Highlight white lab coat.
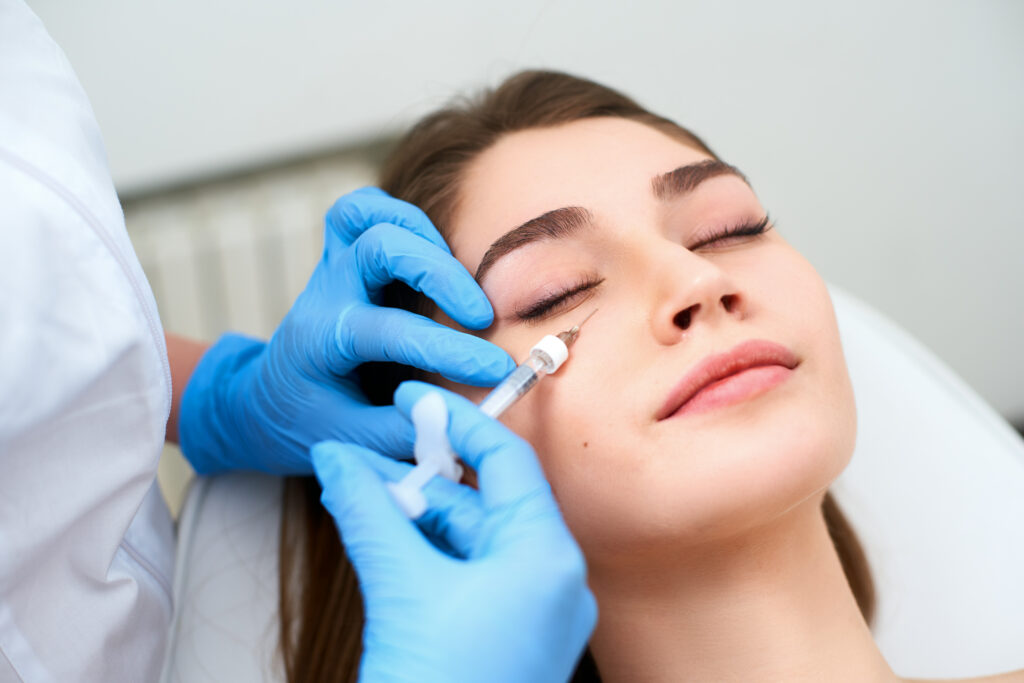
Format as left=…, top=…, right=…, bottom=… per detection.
left=0, top=1, right=175, bottom=680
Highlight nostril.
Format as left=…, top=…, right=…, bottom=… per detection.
left=673, top=305, right=697, bottom=330
left=721, top=294, right=737, bottom=313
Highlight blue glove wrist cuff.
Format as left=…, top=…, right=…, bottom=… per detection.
left=179, top=332, right=266, bottom=475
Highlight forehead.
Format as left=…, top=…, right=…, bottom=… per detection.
left=450, top=117, right=714, bottom=270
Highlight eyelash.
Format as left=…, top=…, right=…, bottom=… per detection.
left=688, top=215, right=773, bottom=250
left=513, top=215, right=772, bottom=322
left=515, top=276, right=604, bottom=321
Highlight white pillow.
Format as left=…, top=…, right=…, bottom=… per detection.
left=830, top=285, right=1024, bottom=678
left=161, top=473, right=285, bottom=682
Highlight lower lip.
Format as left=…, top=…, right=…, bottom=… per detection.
left=669, top=365, right=793, bottom=418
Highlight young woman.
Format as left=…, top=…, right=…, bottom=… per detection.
left=279, top=71, right=1022, bottom=682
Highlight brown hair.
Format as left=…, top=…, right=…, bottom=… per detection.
left=279, top=70, right=874, bottom=682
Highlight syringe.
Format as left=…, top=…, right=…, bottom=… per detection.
left=388, top=309, right=596, bottom=519
left=478, top=308, right=597, bottom=418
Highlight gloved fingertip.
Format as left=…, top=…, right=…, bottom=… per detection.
left=311, top=440, right=350, bottom=485
left=478, top=352, right=519, bottom=385
left=393, top=381, right=447, bottom=417
left=456, top=297, right=495, bottom=331
left=311, top=439, right=339, bottom=462
left=438, top=350, right=517, bottom=388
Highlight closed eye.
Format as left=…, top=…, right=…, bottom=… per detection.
left=688, top=215, right=772, bottom=250
left=514, top=276, right=604, bottom=322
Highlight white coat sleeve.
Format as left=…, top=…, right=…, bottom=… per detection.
left=0, top=1, right=175, bottom=681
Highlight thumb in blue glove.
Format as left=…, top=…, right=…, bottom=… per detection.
left=179, top=188, right=516, bottom=475
left=312, top=381, right=597, bottom=683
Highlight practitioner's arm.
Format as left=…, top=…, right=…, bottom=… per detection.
left=164, top=333, right=209, bottom=444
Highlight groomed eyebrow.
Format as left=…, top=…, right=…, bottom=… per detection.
left=474, top=206, right=593, bottom=281
left=651, top=159, right=748, bottom=200
left=474, top=159, right=749, bottom=282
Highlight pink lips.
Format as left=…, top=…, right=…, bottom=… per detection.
left=656, top=339, right=799, bottom=420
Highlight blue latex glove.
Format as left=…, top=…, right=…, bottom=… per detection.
left=179, top=188, right=516, bottom=475
left=312, top=381, right=597, bottom=683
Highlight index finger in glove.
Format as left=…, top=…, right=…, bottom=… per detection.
left=334, top=304, right=514, bottom=386
left=351, top=223, right=493, bottom=330
left=394, top=382, right=555, bottom=513
left=325, top=187, right=447, bottom=251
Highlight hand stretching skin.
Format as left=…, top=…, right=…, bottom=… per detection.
left=178, top=188, right=515, bottom=475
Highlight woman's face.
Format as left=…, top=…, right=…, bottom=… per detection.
left=438, top=117, right=856, bottom=566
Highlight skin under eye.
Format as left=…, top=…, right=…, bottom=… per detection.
left=514, top=276, right=604, bottom=322
left=687, top=215, right=772, bottom=251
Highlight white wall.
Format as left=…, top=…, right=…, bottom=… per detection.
left=28, top=0, right=1024, bottom=420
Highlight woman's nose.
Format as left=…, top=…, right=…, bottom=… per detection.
left=650, top=251, right=745, bottom=345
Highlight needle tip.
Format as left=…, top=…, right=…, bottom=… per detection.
left=577, top=308, right=598, bottom=328
left=559, top=309, right=599, bottom=347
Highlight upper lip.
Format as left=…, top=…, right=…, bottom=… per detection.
left=656, top=339, right=799, bottom=420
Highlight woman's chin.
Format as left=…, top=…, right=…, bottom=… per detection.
left=557, top=407, right=853, bottom=561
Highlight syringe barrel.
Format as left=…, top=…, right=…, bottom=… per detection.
left=478, top=353, right=549, bottom=418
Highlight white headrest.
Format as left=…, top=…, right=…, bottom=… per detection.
left=163, top=287, right=1024, bottom=681
left=830, top=285, right=1024, bottom=678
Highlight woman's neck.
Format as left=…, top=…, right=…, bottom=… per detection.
left=586, top=496, right=898, bottom=683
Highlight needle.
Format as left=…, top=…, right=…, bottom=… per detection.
left=557, top=308, right=599, bottom=347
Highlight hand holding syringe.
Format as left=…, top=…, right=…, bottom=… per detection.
left=388, top=309, right=597, bottom=518
left=312, top=375, right=597, bottom=682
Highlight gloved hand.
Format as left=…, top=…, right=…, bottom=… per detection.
left=313, top=381, right=597, bottom=683
left=179, top=187, right=515, bottom=475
